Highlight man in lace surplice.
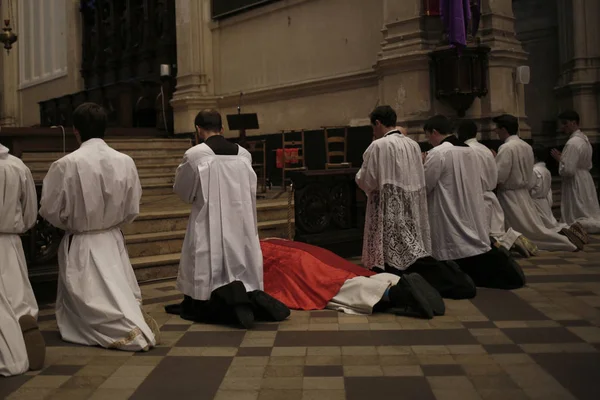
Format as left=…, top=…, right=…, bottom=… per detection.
left=356, top=106, right=477, bottom=300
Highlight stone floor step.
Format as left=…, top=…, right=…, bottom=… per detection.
left=142, top=183, right=176, bottom=196
left=139, top=173, right=175, bottom=185
left=122, top=209, right=190, bottom=235
left=130, top=253, right=180, bottom=283
left=23, top=155, right=183, bottom=171
left=105, top=139, right=191, bottom=151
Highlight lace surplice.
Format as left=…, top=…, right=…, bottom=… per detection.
left=362, top=184, right=432, bottom=270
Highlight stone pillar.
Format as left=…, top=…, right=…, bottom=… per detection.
left=0, top=0, right=19, bottom=126
left=555, top=0, right=600, bottom=142
left=478, top=0, right=529, bottom=139
left=171, top=0, right=217, bottom=134
left=375, top=0, right=439, bottom=138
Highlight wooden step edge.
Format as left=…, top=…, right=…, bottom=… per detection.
left=257, top=219, right=295, bottom=229
left=131, top=253, right=181, bottom=268
left=126, top=230, right=186, bottom=243
left=135, top=209, right=191, bottom=220
left=256, top=200, right=294, bottom=210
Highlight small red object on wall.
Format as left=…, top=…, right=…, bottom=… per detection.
left=276, top=148, right=299, bottom=168
left=424, top=0, right=441, bottom=16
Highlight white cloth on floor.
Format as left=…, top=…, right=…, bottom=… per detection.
left=356, top=130, right=431, bottom=270
left=465, top=138, right=521, bottom=250
left=424, top=141, right=491, bottom=261
left=40, top=139, right=155, bottom=351
left=495, top=136, right=576, bottom=252
left=558, top=130, right=600, bottom=233
left=0, top=144, right=38, bottom=376
left=327, top=273, right=400, bottom=315
left=174, top=142, right=263, bottom=301
left=531, top=162, right=567, bottom=230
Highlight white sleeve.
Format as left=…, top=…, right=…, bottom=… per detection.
left=39, top=161, right=69, bottom=230
left=558, top=142, right=578, bottom=177
left=173, top=155, right=200, bottom=204
left=424, top=150, right=443, bottom=194
left=20, top=165, right=38, bottom=231
left=124, top=160, right=142, bottom=223
left=529, top=168, right=544, bottom=199
left=356, top=142, right=379, bottom=194
left=495, top=145, right=512, bottom=186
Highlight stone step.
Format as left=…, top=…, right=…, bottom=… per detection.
left=23, top=155, right=183, bottom=171
left=125, top=219, right=293, bottom=258
left=22, top=148, right=186, bottom=160
left=123, top=199, right=291, bottom=236
left=129, top=219, right=294, bottom=282
left=106, top=139, right=191, bottom=151
left=139, top=173, right=175, bottom=185
left=141, top=183, right=177, bottom=197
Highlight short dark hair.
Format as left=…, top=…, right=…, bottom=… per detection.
left=492, top=114, right=519, bottom=135
left=533, top=145, right=547, bottom=163
left=457, top=119, right=478, bottom=141
left=194, top=109, right=222, bottom=132
left=369, top=106, right=397, bottom=128
left=72, top=103, right=107, bottom=142
left=423, top=115, right=453, bottom=135
left=558, top=109, right=580, bottom=124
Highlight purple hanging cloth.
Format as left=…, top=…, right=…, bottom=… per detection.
left=440, top=0, right=472, bottom=48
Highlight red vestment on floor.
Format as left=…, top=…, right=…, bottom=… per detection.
left=261, top=239, right=375, bottom=310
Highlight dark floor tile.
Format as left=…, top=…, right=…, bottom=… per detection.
left=345, top=377, right=436, bottom=400
left=568, top=290, right=597, bottom=296
left=560, top=319, right=593, bottom=327
left=471, top=288, right=548, bottom=321
left=483, top=344, right=524, bottom=354
left=236, top=347, right=272, bottom=356
left=502, top=328, right=584, bottom=344
left=462, top=321, right=496, bottom=329
left=304, top=366, right=344, bottom=376
left=130, top=356, right=232, bottom=400
left=144, top=294, right=184, bottom=306
left=274, top=329, right=476, bottom=347
left=533, top=353, right=600, bottom=400
left=421, top=364, right=465, bottom=376
left=0, top=375, right=31, bottom=399
left=370, top=329, right=477, bottom=346
left=253, top=323, right=280, bottom=331
left=38, top=313, right=56, bottom=322
left=160, top=324, right=191, bottom=332
left=41, top=331, right=83, bottom=347
left=310, top=310, right=339, bottom=318
left=175, top=331, right=246, bottom=347
left=527, top=274, right=600, bottom=283
left=155, top=285, right=177, bottom=292
left=529, top=258, right=564, bottom=265
left=40, top=365, right=83, bottom=376
left=275, top=331, right=373, bottom=346
left=135, top=346, right=171, bottom=356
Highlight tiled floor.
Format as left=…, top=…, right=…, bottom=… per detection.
left=2, top=237, right=600, bottom=400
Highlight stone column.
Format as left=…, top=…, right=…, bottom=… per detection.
left=375, top=0, right=439, bottom=138
left=171, top=0, right=217, bottom=134
left=0, top=0, right=19, bottom=126
left=555, top=0, right=600, bottom=142
left=478, top=0, right=529, bottom=139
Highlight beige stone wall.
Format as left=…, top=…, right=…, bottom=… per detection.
left=172, top=0, right=533, bottom=140
left=0, top=0, right=83, bottom=127
left=173, top=0, right=384, bottom=135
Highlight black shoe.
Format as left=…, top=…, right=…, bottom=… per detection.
left=388, top=276, right=434, bottom=319
left=248, top=290, right=290, bottom=322
left=405, top=273, right=445, bottom=316
left=234, top=304, right=255, bottom=329
left=443, top=260, right=477, bottom=299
